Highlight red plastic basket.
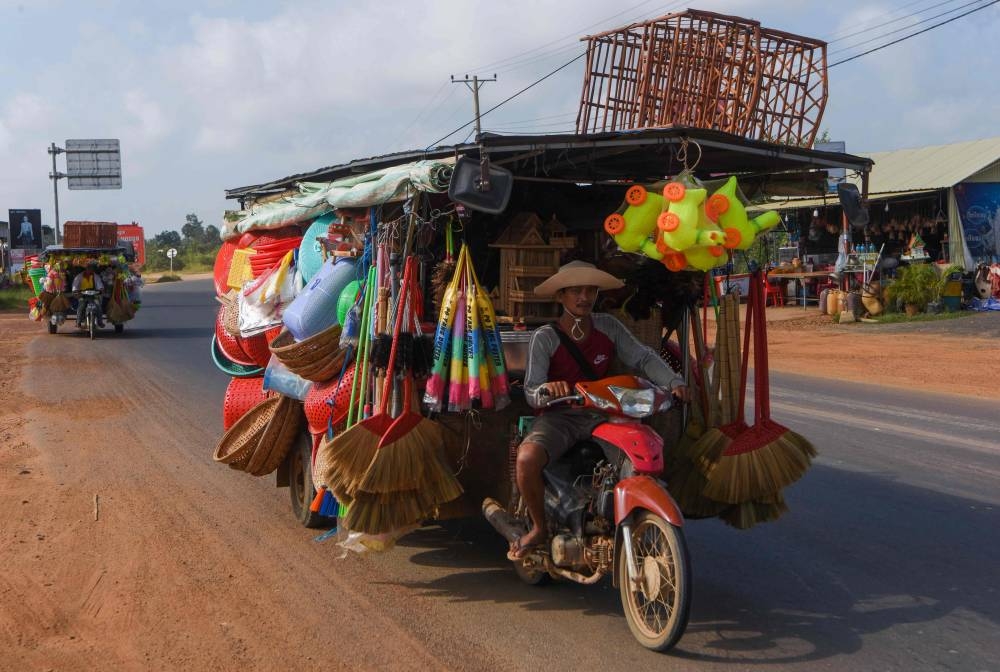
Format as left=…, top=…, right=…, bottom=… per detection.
left=238, top=226, right=302, bottom=249
left=213, top=240, right=238, bottom=296
left=222, top=376, right=272, bottom=430
left=239, top=331, right=273, bottom=369
left=303, top=363, right=355, bottom=435
left=215, top=306, right=254, bottom=365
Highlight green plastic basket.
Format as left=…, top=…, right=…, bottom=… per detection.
left=211, top=334, right=265, bottom=378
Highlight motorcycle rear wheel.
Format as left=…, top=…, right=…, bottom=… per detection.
left=617, top=511, right=691, bottom=652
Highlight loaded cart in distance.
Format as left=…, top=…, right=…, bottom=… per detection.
left=30, top=245, right=142, bottom=338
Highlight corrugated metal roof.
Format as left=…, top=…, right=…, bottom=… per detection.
left=861, top=136, right=1000, bottom=191
left=753, top=189, right=937, bottom=212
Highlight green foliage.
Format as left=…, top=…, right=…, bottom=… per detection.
left=143, top=212, right=220, bottom=272
left=0, top=284, right=35, bottom=311
left=886, top=263, right=938, bottom=310
left=154, top=274, right=182, bottom=283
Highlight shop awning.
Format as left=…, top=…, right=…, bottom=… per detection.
left=224, top=127, right=873, bottom=202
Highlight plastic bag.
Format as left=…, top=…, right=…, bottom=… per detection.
left=239, top=250, right=298, bottom=336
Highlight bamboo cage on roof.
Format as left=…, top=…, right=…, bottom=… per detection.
left=576, top=9, right=828, bottom=148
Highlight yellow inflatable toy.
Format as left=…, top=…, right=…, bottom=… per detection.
left=604, top=184, right=664, bottom=261
left=705, top=176, right=781, bottom=250
left=656, top=182, right=726, bottom=252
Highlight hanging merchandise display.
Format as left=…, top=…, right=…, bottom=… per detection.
left=282, top=257, right=357, bottom=342
left=238, top=250, right=299, bottom=336
left=424, top=244, right=510, bottom=413
left=603, top=184, right=665, bottom=260
left=705, top=176, right=781, bottom=250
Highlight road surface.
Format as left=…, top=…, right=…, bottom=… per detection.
left=4, top=278, right=998, bottom=671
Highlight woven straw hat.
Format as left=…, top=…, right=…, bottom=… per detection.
left=533, top=261, right=624, bottom=297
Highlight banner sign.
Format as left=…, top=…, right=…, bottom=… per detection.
left=954, top=182, right=999, bottom=262
left=8, top=208, right=43, bottom=250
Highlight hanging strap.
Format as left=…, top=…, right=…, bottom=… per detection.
left=549, top=322, right=598, bottom=382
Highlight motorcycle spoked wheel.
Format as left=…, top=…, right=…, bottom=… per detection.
left=617, top=511, right=691, bottom=652
left=88, top=313, right=96, bottom=340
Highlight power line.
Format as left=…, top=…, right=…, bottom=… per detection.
left=825, top=0, right=952, bottom=41
left=829, top=0, right=991, bottom=56
left=829, top=0, right=999, bottom=67
left=425, top=51, right=587, bottom=149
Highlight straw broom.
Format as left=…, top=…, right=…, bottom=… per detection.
left=321, top=267, right=382, bottom=503
left=355, top=260, right=463, bottom=500
left=701, top=269, right=817, bottom=504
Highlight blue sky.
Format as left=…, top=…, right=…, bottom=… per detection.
left=2, top=0, right=998, bottom=236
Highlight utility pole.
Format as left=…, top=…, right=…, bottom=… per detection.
left=451, top=73, right=497, bottom=190
left=48, top=142, right=65, bottom=244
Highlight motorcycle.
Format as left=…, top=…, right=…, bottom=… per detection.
left=483, top=374, right=691, bottom=652
left=77, top=289, right=103, bottom=340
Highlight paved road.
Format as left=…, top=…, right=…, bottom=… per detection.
left=60, top=279, right=1000, bottom=670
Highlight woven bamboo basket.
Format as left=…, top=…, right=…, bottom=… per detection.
left=268, top=325, right=345, bottom=382
left=213, top=395, right=280, bottom=468
left=245, top=395, right=302, bottom=476
left=615, top=309, right=664, bottom=350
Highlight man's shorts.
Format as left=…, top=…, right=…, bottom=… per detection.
left=520, top=408, right=607, bottom=464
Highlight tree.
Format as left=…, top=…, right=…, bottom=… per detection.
left=153, top=230, right=182, bottom=248
left=181, top=214, right=205, bottom=243
left=203, top=224, right=221, bottom=246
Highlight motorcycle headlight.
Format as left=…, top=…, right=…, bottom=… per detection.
left=608, top=385, right=656, bottom=417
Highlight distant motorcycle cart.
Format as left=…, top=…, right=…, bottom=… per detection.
left=28, top=245, right=142, bottom=339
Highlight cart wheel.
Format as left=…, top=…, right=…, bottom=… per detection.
left=48, top=321, right=57, bottom=334
left=287, top=431, right=333, bottom=529
left=618, top=511, right=691, bottom=652
left=114, top=323, right=124, bottom=334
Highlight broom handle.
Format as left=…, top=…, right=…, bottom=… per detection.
left=379, top=257, right=412, bottom=414
left=754, top=268, right=772, bottom=422
left=735, top=278, right=754, bottom=425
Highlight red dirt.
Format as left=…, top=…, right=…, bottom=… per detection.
left=1, top=307, right=997, bottom=669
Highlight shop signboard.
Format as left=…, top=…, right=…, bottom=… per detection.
left=954, top=182, right=999, bottom=262
left=8, top=209, right=43, bottom=251
left=10, top=248, right=26, bottom=272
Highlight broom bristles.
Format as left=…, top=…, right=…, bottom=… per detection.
left=719, top=492, right=788, bottom=529
left=345, top=489, right=428, bottom=534
left=663, top=451, right=728, bottom=518
left=702, top=423, right=816, bottom=504
left=321, top=427, right=380, bottom=503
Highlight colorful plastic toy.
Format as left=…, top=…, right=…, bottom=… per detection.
left=705, top=176, right=781, bottom=250
left=656, top=183, right=726, bottom=252
left=604, top=184, right=664, bottom=260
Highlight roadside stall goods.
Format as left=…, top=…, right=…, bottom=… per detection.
left=29, top=246, right=142, bottom=335
left=210, top=145, right=823, bottom=537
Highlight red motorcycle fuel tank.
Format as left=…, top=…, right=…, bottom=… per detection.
left=592, top=422, right=664, bottom=475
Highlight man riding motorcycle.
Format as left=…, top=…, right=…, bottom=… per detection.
left=71, top=261, right=105, bottom=328
left=511, top=260, right=688, bottom=559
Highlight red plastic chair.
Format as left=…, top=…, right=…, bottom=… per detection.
left=763, top=272, right=785, bottom=307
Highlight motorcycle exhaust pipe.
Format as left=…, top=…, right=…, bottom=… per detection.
left=482, top=497, right=526, bottom=544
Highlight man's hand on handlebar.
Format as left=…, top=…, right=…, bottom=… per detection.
left=670, top=383, right=690, bottom=403
left=541, top=381, right=573, bottom=398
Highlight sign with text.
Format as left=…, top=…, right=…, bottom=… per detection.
left=65, top=139, right=122, bottom=190
left=8, top=208, right=43, bottom=250
left=954, top=182, right=999, bottom=263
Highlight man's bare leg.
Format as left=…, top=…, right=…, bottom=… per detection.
left=512, top=441, right=548, bottom=558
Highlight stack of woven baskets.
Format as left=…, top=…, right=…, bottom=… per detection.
left=214, top=394, right=302, bottom=476
left=268, top=325, right=345, bottom=383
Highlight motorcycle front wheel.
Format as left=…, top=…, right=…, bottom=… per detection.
left=88, top=315, right=96, bottom=340
left=617, top=511, right=691, bottom=652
